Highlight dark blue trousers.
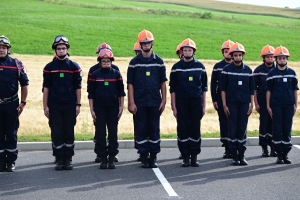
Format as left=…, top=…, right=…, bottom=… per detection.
left=271, top=105, right=294, bottom=154
left=134, top=106, right=161, bottom=154
left=0, top=100, right=19, bottom=162
left=258, top=99, right=273, bottom=148
left=216, top=98, right=229, bottom=147
left=227, top=102, right=249, bottom=154
left=49, top=103, right=76, bottom=159
left=94, top=106, right=119, bottom=156
left=176, top=97, right=202, bottom=157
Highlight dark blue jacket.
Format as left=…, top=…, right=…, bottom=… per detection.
left=87, top=63, right=119, bottom=93
left=88, top=67, right=125, bottom=107
left=210, top=59, right=229, bottom=102
left=169, top=58, right=207, bottom=98
left=220, top=62, right=254, bottom=103
left=0, top=55, right=29, bottom=98
left=266, top=66, right=298, bottom=107
left=253, top=63, right=275, bottom=104
left=127, top=52, right=167, bottom=107
left=43, top=58, right=82, bottom=104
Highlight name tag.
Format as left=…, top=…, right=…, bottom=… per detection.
left=238, top=81, right=242, bottom=85
left=189, top=76, right=193, bottom=81
left=283, top=78, right=287, bottom=82
left=60, top=73, right=64, bottom=78
left=104, top=82, right=109, bottom=86
left=146, top=71, right=150, bottom=76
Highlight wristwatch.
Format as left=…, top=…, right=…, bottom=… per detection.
left=76, top=103, right=81, bottom=107
left=21, top=101, right=26, bottom=106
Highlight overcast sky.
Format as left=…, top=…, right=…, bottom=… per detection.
left=217, top=0, right=299, bottom=8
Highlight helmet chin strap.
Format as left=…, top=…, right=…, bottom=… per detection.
left=141, top=44, right=152, bottom=53
left=225, top=57, right=231, bottom=62
left=57, top=54, right=68, bottom=60
left=277, top=62, right=287, bottom=68
left=184, top=56, right=193, bottom=60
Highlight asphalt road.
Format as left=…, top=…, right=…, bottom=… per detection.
left=1, top=146, right=300, bottom=200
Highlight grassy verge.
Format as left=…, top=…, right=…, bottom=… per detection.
left=18, top=130, right=300, bottom=142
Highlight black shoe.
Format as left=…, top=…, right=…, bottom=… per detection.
left=95, top=156, right=102, bottom=163
left=0, top=162, right=6, bottom=172
left=283, top=153, right=292, bottom=164
left=178, top=154, right=183, bottom=159
left=65, top=160, right=73, bottom=170
left=114, top=156, right=119, bottom=163
left=149, top=153, right=158, bottom=168
left=100, top=156, right=108, bottom=169
left=140, top=153, right=149, bottom=168
left=181, top=157, right=189, bottom=167
left=108, top=155, right=116, bottom=169
left=238, top=154, right=248, bottom=165
left=223, top=150, right=232, bottom=159
left=270, top=149, right=278, bottom=157
left=55, top=159, right=64, bottom=170
left=276, top=152, right=284, bottom=164
left=261, top=146, right=270, bottom=157
left=7, top=162, right=15, bottom=172
left=190, top=155, right=199, bottom=167
left=231, top=151, right=240, bottom=166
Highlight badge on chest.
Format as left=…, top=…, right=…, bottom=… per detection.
left=238, top=81, right=242, bottom=85
left=283, top=78, right=287, bottom=82
left=189, top=76, right=193, bottom=81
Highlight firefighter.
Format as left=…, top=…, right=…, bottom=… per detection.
left=175, top=43, right=183, bottom=59
left=211, top=39, right=234, bottom=159
left=0, top=35, right=29, bottom=172
left=133, top=41, right=141, bottom=55
left=266, top=45, right=298, bottom=164
left=253, top=45, right=277, bottom=157
left=170, top=38, right=207, bottom=167
left=43, top=35, right=82, bottom=170
left=220, top=42, right=254, bottom=166
left=87, top=43, right=119, bottom=163
left=127, top=29, right=167, bottom=168
left=88, top=49, right=125, bottom=169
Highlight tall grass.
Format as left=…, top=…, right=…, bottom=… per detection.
left=1, top=0, right=299, bottom=60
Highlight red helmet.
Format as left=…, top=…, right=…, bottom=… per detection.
left=52, top=35, right=70, bottom=49
left=274, top=45, right=290, bottom=57
left=229, top=42, right=246, bottom=55
left=133, top=41, right=141, bottom=51
left=138, top=30, right=154, bottom=43
left=98, top=49, right=114, bottom=61
left=221, top=40, right=234, bottom=52
left=180, top=38, right=197, bottom=52
left=96, top=43, right=112, bottom=54
left=260, top=45, right=275, bottom=57
left=175, top=43, right=182, bottom=56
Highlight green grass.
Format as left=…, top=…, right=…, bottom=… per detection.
left=1, top=0, right=300, bottom=60
left=17, top=130, right=300, bottom=142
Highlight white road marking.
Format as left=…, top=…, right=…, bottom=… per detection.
left=293, top=145, right=300, bottom=149
left=152, top=168, right=178, bottom=197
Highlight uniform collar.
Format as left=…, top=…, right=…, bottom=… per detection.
left=137, top=51, right=156, bottom=61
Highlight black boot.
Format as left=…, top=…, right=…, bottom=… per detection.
left=149, top=153, right=158, bottom=168
left=282, top=152, right=292, bottom=164
left=141, top=153, right=149, bottom=168
left=190, top=155, right=199, bottom=167
left=6, top=162, right=15, bottom=172
left=108, top=155, right=116, bottom=169
left=261, top=146, right=269, bottom=157
left=95, top=156, right=101, bottom=163
left=181, top=156, right=189, bottom=167
left=276, top=152, right=284, bottom=164
left=231, top=151, right=240, bottom=166
left=223, top=146, right=232, bottom=159
left=238, top=154, right=248, bottom=165
left=100, top=156, right=108, bottom=169
left=270, top=149, right=278, bottom=157
left=0, top=162, right=6, bottom=172
left=55, top=159, right=64, bottom=170
left=65, top=158, right=73, bottom=170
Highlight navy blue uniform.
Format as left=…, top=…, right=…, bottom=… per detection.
left=266, top=66, right=298, bottom=154
left=127, top=52, right=167, bottom=154
left=253, top=63, right=275, bottom=148
left=169, top=59, right=207, bottom=157
left=210, top=59, right=229, bottom=147
left=0, top=55, right=29, bottom=163
left=43, top=58, right=82, bottom=160
left=88, top=67, right=125, bottom=156
left=220, top=63, right=254, bottom=154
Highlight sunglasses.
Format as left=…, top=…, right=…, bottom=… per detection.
left=54, top=36, right=68, bottom=43
left=0, top=37, right=10, bottom=45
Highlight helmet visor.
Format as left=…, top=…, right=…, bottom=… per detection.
left=0, top=37, right=10, bottom=46
left=54, top=36, right=68, bottom=43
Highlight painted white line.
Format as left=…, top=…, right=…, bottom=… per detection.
left=152, top=168, right=178, bottom=197
left=293, top=145, right=300, bottom=149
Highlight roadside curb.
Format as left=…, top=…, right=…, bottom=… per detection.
left=18, top=136, right=300, bottom=151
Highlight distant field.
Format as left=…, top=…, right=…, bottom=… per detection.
left=15, top=54, right=300, bottom=137
left=0, top=0, right=299, bottom=60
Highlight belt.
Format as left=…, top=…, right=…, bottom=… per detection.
left=0, top=93, right=18, bottom=104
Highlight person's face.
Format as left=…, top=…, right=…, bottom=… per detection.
left=276, top=56, right=287, bottom=66
left=55, top=44, right=68, bottom=57
left=264, top=54, right=274, bottom=66
left=182, top=47, right=194, bottom=58
left=0, top=45, right=9, bottom=58
left=232, top=52, right=243, bottom=64
left=100, top=58, right=111, bottom=68
left=223, top=48, right=231, bottom=59
left=140, top=41, right=152, bottom=52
